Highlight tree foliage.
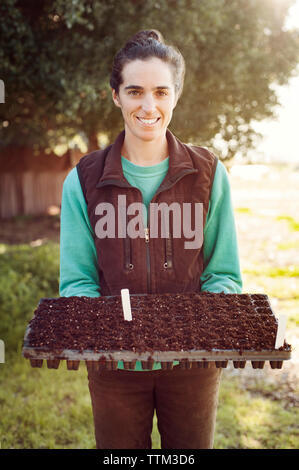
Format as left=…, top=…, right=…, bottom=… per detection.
left=1, top=0, right=299, bottom=160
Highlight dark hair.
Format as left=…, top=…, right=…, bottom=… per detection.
left=110, top=30, right=185, bottom=99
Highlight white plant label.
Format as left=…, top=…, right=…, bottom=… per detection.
left=275, top=314, right=287, bottom=349
left=121, top=289, right=132, bottom=321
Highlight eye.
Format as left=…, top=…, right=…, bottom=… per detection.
left=128, top=90, right=141, bottom=96
left=156, top=90, right=168, bottom=97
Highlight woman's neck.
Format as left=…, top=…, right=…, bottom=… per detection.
left=121, top=131, right=168, bottom=166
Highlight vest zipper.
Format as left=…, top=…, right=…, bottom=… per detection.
left=144, top=227, right=151, bottom=293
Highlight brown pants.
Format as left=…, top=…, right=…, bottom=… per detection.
left=87, top=365, right=222, bottom=449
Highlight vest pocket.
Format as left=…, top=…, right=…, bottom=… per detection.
left=164, top=236, right=173, bottom=269
left=123, top=236, right=133, bottom=271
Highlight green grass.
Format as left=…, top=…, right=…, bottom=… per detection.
left=244, top=265, right=299, bottom=278
left=0, top=351, right=163, bottom=449
left=277, top=240, right=299, bottom=251
left=0, top=351, right=95, bottom=449
left=0, top=242, right=59, bottom=354
left=215, top=374, right=299, bottom=449
left=276, top=215, right=299, bottom=232
left=235, top=207, right=253, bottom=214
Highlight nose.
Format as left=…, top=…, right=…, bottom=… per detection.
left=141, top=94, right=156, bottom=114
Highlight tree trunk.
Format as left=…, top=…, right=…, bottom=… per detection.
left=88, top=132, right=99, bottom=153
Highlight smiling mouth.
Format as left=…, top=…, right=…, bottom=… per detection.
left=136, top=117, right=160, bottom=126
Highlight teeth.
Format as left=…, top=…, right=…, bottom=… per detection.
left=138, top=118, right=158, bottom=124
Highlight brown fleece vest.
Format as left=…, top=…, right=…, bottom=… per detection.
left=76, top=130, right=217, bottom=296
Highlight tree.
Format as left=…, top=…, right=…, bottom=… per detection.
left=1, top=0, right=299, bottom=161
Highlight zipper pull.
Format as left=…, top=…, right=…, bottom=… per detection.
left=144, top=227, right=150, bottom=243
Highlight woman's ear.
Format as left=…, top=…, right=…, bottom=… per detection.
left=112, top=89, right=121, bottom=108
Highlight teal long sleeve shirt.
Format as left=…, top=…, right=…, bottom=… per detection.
left=59, top=156, right=242, bottom=370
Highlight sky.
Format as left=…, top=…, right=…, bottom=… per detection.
left=250, top=0, right=299, bottom=163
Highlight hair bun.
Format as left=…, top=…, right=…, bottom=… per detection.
left=129, top=29, right=164, bottom=46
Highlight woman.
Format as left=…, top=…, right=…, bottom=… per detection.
left=59, top=30, right=242, bottom=449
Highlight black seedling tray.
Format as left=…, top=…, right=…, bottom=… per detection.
left=22, top=294, right=292, bottom=371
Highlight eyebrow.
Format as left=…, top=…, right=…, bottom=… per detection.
left=124, top=85, right=170, bottom=90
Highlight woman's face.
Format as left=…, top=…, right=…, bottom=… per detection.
left=112, top=57, right=177, bottom=144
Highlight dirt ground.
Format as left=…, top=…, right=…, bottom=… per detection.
left=0, top=214, right=60, bottom=245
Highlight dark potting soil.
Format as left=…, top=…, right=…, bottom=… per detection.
left=25, top=292, right=290, bottom=354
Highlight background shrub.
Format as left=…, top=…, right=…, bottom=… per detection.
left=0, top=242, right=59, bottom=355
